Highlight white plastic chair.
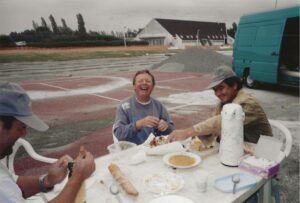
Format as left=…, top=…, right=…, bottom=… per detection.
left=1, top=138, right=57, bottom=174
left=112, top=124, right=119, bottom=143
left=0, top=138, right=58, bottom=203
left=258, top=119, right=293, bottom=203
left=268, top=119, right=293, bottom=164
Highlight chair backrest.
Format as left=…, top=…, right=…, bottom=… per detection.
left=0, top=138, right=58, bottom=202
left=1, top=138, right=57, bottom=174
left=268, top=119, right=293, bottom=163
left=112, top=124, right=119, bottom=143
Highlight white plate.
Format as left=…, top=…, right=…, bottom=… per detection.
left=143, top=172, right=184, bottom=194
left=214, top=172, right=257, bottom=193
left=163, top=152, right=201, bottom=169
left=143, top=141, right=186, bottom=155
left=149, top=195, right=194, bottom=203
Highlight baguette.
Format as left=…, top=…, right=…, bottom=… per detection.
left=108, top=163, right=139, bottom=196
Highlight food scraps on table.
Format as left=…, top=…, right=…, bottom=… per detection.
left=149, top=136, right=168, bottom=147
left=190, top=136, right=215, bottom=151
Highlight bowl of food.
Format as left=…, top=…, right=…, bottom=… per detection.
left=107, top=141, right=137, bottom=154
left=163, top=152, right=201, bottom=169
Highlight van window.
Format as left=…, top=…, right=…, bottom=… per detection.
left=237, top=26, right=256, bottom=46
left=255, top=24, right=282, bottom=46
left=280, top=17, right=299, bottom=70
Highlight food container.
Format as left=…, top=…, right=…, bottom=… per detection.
left=239, top=135, right=282, bottom=179
left=107, top=141, right=137, bottom=154
left=239, top=155, right=280, bottom=179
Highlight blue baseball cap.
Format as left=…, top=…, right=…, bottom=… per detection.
left=0, top=82, right=48, bottom=131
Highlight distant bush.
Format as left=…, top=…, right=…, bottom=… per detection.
left=0, top=35, right=16, bottom=48
left=27, top=40, right=148, bottom=48
left=8, top=27, right=147, bottom=48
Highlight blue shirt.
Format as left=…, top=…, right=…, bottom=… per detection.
left=113, top=96, right=174, bottom=145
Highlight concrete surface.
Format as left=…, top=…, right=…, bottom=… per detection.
left=1, top=47, right=298, bottom=202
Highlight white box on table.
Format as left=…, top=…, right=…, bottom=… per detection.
left=239, top=136, right=282, bottom=179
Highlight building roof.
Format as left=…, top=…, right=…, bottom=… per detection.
left=155, top=18, right=226, bottom=40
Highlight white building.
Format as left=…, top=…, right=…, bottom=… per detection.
left=136, top=18, right=228, bottom=48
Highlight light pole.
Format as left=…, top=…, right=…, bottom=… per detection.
left=123, top=26, right=127, bottom=48
left=275, top=0, right=278, bottom=8
left=196, top=29, right=200, bottom=47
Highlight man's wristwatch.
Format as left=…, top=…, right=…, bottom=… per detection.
left=39, top=174, right=54, bottom=193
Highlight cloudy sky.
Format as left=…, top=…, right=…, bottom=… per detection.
left=0, top=0, right=298, bottom=35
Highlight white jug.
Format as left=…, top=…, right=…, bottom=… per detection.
left=219, top=103, right=245, bottom=166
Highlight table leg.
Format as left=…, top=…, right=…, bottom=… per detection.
left=258, top=179, right=272, bottom=203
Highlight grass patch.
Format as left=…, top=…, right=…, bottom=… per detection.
left=0, top=48, right=179, bottom=63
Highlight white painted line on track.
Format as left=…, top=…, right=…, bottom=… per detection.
left=167, top=103, right=200, bottom=111
left=157, top=76, right=198, bottom=83
left=83, top=93, right=121, bottom=102
left=27, top=76, right=129, bottom=101
left=156, top=85, right=188, bottom=92
left=39, top=83, right=70, bottom=90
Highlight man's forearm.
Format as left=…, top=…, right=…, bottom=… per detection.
left=184, top=127, right=199, bottom=138
left=16, top=176, right=40, bottom=198
left=135, top=119, right=143, bottom=130
left=49, top=174, right=84, bottom=203
left=17, top=174, right=56, bottom=198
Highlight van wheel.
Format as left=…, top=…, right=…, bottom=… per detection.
left=244, top=71, right=258, bottom=88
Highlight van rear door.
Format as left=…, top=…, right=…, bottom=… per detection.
left=251, top=20, right=285, bottom=83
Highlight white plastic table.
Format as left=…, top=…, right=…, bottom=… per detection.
left=45, top=145, right=271, bottom=203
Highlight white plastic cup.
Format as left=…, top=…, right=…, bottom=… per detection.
left=196, top=174, right=208, bottom=193
left=130, top=150, right=147, bottom=165
left=107, top=141, right=136, bottom=154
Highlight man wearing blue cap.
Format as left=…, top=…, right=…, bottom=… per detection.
left=0, top=82, right=95, bottom=202
left=168, top=65, right=272, bottom=144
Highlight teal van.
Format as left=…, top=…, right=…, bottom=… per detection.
left=233, top=6, right=299, bottom=88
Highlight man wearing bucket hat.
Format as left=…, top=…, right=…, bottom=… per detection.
left=168, top=65, right=272, bottom=144
left=0, top=82, right=95, bottom=202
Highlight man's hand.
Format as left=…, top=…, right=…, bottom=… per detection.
left=157, top=119, right=168, bottom=132
left=136, top=116, right=159, bottom=129
left=72, top=147, right=95, bottom=181
left=244, top=143, right=254, bottom=155
left=45, top=155, right=72, bottom=188
left=168, top=130, right=190, bottom=142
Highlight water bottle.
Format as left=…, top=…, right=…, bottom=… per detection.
left=219, top=103, right=245, bottom=166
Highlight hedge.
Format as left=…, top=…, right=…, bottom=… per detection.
left=26, top=40, right=148, bottom=48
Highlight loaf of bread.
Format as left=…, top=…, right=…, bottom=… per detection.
left=108, top=163, right=139, bottom=196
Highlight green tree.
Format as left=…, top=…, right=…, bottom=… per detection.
left=49, top=14, right=59, bottom=34
left=99, top=31, right=106, bottom=35
left=61, top=18, right=68, bottom=29
left=227, top=22, right=237, bottom=38
left=76, top=13, right=87, bottom=36
left=10, top=30, right=39, bottom=43
left=32, top=20, right=39, bottom=31
left=41, top=17, right=49, bottom=29
left=60, top=18, right=73, bottom=34
left=34, top=17, right=52, bottom=41
left=0, top=35, right=15, bottom=47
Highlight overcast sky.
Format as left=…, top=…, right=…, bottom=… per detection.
left=0, top=0, right=298, bottom=35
